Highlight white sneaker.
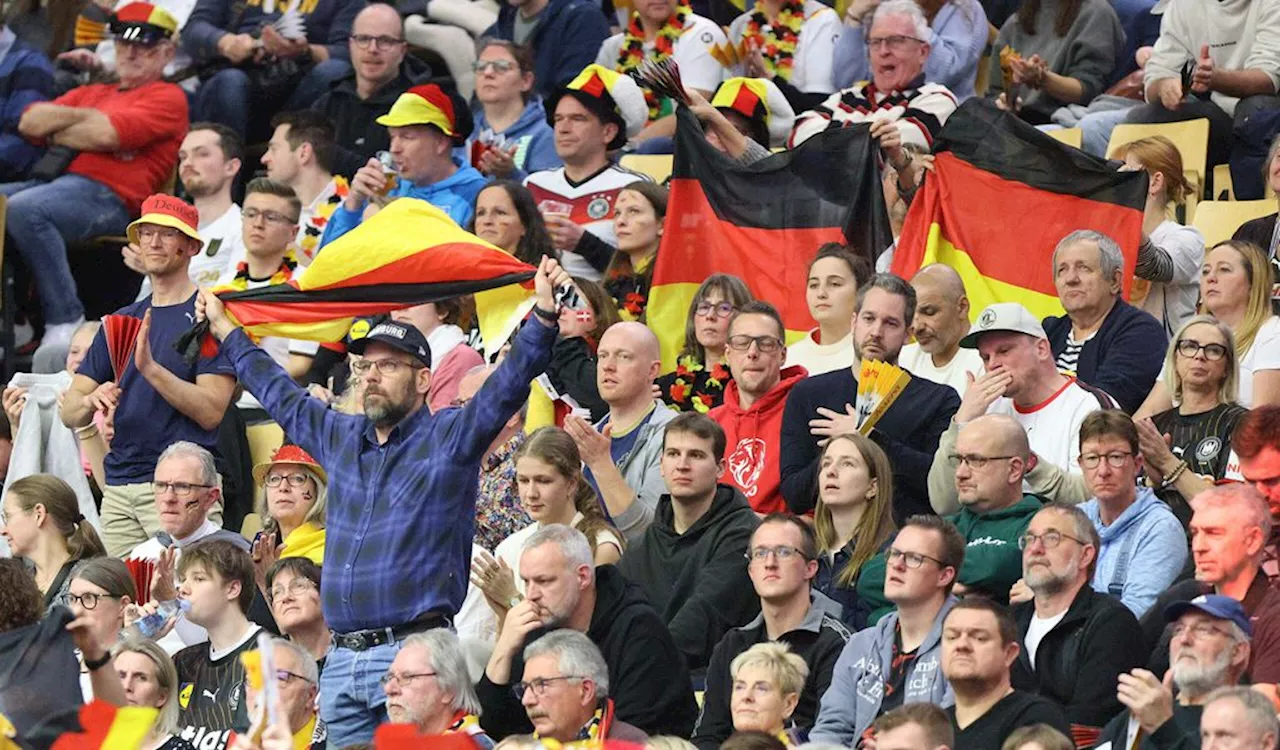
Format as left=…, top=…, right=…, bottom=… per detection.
left=32, top=318, right=84, bottom=374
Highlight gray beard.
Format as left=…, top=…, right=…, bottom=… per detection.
left=1172, top=648, right=1234, bottom=697
left=365, top=395, right=412, bottom=427
left=1026, top=566, right=1073, bottom=597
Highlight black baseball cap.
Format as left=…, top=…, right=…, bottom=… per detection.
left=348, top=320, right=432, bottom=368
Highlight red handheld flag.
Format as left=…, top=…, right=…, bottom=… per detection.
left=102, top=314, right=143, bottom=382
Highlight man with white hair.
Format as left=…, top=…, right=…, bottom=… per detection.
left=789, top=0, right=958, bottom=156
left=476, top=524, right=697, bottom=739
left=1200, top=686, right=1280, bottom=750
left=1042, top=229, right=1167, bottom=414
left=1096, top=595, right=1252, bottom=750
left=381, top=629, right=495, bottom=747
left=518, top=630, right=649, bottom=744
left=242, top=638, right=330, bottom=749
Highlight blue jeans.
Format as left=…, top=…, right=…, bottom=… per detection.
left=193, top=58, right=351, bottom=134
left=1079, top=107, right=1134, bottom=157
left=0, top=175, right=129, bottom=323
left=319, top=640, right=401, bottom=748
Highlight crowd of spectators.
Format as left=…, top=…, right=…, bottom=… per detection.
left=2, top=0, right=1280, bottom=746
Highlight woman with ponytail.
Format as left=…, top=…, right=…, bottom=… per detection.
left=472, top=427, right=624, bottom=623
left=0, top=474, right=106, bottom=608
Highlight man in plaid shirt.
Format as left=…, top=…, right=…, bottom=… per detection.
left=197, top=256, right=571, bottom=747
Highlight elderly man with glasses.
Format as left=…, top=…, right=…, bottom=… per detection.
left=1076, top=411, right=1188, bottom=618
left=236, top=638, right=331, bottom=750
left=1008, top=502, right=1144, bottom=747
left=809, top=515, right=966, bottom=747
left=378, top=629, right=496, bottom=747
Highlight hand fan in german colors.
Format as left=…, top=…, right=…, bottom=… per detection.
left=102, top=314, right=143, bottom=382
left=856, top=360, right=912, bottom=434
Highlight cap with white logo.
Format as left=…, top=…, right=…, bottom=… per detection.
left=348, top=320, right=432, bottom=368
left=959, top=302, right=1049, bottom=349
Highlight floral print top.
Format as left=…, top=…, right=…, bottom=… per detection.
left=474, top=432, right=532, bottom=552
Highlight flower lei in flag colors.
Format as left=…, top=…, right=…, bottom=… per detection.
left=298, top=176, right=350, bottom=263
left=617, top=0, right=692, bottom=120
left=667, top=355, right=730, bottom=413
left=226, top=248, right=300, bottom=291
left=744, top=0, right=805, bottom=80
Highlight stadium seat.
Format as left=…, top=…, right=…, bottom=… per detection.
left=1106, top=119, right=1210, bottom=222
left=620, top=154, right=674, bottom=184
left=1047, top=128, right=1082, bottom=149
left=974, top=24, right=998, bottom=100
left=1190, top=199, right=1275, bottom=247
left=246, top=420, right=285, bottom=470
left=1213, top=163, right=1277, bottom=201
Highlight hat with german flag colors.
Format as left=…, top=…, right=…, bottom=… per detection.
left=376, top=84, right=473, bottom=145
left=126, top=194, right=202, bottom=246
left=109, top=2, right=179, bottom=45
left=710, top=77, right=795, bottom=149
left=546, top=64, right=647, bottom=150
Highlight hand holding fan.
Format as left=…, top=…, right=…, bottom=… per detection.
left=103, top=314, right=144, bottom=382
left=856, top=360, right=912, bottom=435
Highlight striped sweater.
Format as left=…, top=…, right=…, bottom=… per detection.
left=788, top=76, right=958, bottom=149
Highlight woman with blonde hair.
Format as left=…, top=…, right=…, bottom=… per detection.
left=1138, top=316, right=1248, bottom=527
left=1113, top=136, right=1205, bottom=335
left=249, top=445, right=328, bottom=598
left=1137, top=240, right=1280, bottom=415
left=729, top=642, right=810, bottom=745
left=0, top=474, right=106, bottom=607
left=812, top=433, right=896, bottom=630
left=112, top=637, right=191, bottom=749
left=472, top=427, right=624, bottom=621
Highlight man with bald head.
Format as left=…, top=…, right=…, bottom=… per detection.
left=899, top=264, right=984, bottom=396
left=313, top=2, right=428, bottom=175
left=565, top=321, right=675, bottom=544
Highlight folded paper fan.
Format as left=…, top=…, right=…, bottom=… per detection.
left=103, top=314, right=143, bottom=382
left=632, top=58, right=691, bottom=106
left=856, top=360, right=911, bottom=435
left=125, top=558, right=154, bottom=602
left=273, top=9, right=308, bottom=40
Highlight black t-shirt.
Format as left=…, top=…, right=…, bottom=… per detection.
left=172, top=628, right=260, bottom=750
left=880, top=626, right=919, bottom=714
left=1151, top=403, right=1248, bottom=526
left=948, top=690, right=1072, bottom=749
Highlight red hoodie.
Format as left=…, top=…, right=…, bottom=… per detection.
left=709, top=365, right=809, bottom=514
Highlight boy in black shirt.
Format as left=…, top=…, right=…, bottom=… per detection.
left=172, top=539, right=261, bottom=750
left=941, top=598, right=1071, bottom=747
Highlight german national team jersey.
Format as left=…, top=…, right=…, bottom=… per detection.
left=1152, top=403, right=1248, bottom=524
left=524, top=164, right=651, bottom=280
left=173, top=627, right=260, bottom=750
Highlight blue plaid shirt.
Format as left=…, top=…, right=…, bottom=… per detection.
left=221, top=319, right=556, bottom=633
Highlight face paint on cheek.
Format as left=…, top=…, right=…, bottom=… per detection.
left=301, top=491, right=313, bottom=502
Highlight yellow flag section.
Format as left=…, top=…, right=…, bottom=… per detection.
left=214, top=198, right=536, bottom=347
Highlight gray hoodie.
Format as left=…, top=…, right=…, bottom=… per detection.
left=596, top=401, right=678, bottom=545
left=809, top=596, right=959, bottom=746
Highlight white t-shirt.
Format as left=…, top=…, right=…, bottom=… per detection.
left=456, top=545, right=498, bottom=645
left=524, top=164, right=652, bottom=280
left=495, top=512, right=624, bottom=593
left=727, top=0, right=842, bottom=94
left=1239, top=316, right=1280, bottom=408
left=898, top=343, right=984, bottom=396
left=784, top=329, right=853, bottom=375
left=1024, top=609, right=1068, bottom=667
left=136, top=205, right=245, bottom=300
left=988, top=378, right=1110, bottom=474
left=1137, top=221, right=1205, bottom=337
left=596, top=13, right=729, bottom=94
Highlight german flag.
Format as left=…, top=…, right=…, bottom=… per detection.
left=892, top=100, right=1147, bottom=319
left=648, top=107, right=893, bottom=370
left=180, top=198, right=536, bottom=360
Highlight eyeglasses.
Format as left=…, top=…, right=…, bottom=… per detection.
left=350, top=34, right=405, bottom=49
left=1169, top=622, right=1232, bottom=640
left=695, top=301, right=737, bottom=319
left=866, top=35, right=922, bottom=51
left=1018, top=530, right=1087, bottom=550
left=350, top=358, right=423, bottom=376
left=947, top=453, right=1015, bottom=470
left=68, top=592, right=120, bottom=610
left=380, top=670, right=437, bottom=688
left=886, top=547, right=946, bottom=569
left=152, top=481, right=214, bottom=498
left=745, top=545, right=809, bottom=563
left=727, top=335, right=783, bottom=353
left=265, top=472, right=310, bottom=488
left=473, top=59, right=518, bottom=73
left=242, top=207, right=298, bottom=225
left=0, top=506, right=26, bottom=526
left=1176, top=339, right=1228, bottom=361
left=276, top=669, right=315, bottom=685
left=269, top=577, right=318, bottom=602
left=512, top=676, right=582, bottom=699
left=1078, top=452, right=1133, bottom=470
left=136, top=226, right=185, bottom=243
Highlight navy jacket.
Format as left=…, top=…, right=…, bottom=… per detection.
left=780, top=366, right=960, bottom=522
left=483, top=0, right=610, bottom=99
left=1042, top=297, right=1167, bottom=414
left=0, top=32, right=53, bottom=181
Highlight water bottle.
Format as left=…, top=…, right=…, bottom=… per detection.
left=123, top=600, right=190, bottom=640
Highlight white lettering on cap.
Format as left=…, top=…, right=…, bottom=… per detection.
left=370, top=323, right=407, bottom=340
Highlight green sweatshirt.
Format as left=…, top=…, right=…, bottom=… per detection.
left=949, top=494, right=1045, bottom=602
